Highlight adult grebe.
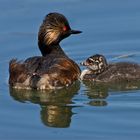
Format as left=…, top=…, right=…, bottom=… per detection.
left=9, top=13, right=82, bottom=90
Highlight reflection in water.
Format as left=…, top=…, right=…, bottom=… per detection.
left=41, top=105, right=73, bottom=128
left=9, top=82, right=80, bottom=128
left=9, top=79, right=140, bottom=127
left=89, top=100, right=108, bottom=107
left=83, top=80, right=140, bottom=106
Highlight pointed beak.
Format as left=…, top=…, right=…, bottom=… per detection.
left=70, top=29, right=82, bottom=34
left=80, top=61, right=89, bottom=66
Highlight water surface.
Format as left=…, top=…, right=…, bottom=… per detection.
left=1, top=0, right=140, bottom=140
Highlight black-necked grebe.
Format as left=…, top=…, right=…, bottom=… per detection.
left=9, top=12, right=82, bottom=90
left=80, top=54, right=140, bottom=83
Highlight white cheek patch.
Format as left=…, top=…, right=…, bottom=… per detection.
left=89, top=65, right=98, bottom=70
left=99, top=57, right=103, bottom=62
left=99, top=62, right=103, bottom=69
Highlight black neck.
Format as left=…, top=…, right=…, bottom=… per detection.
left=38, top=43, right=66, bottom=57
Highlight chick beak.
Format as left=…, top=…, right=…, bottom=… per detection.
left=80, top=61, right=89, bottom=66
left=70, top=29, right=82, bottom=34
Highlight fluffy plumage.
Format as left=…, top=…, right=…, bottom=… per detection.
left=9, top=13, right=81, bottom=90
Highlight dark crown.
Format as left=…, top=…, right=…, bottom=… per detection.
left=38, top=13, right=82, bottom=45
left=38, top=12, right=82, bottom=56
left=38, top=13, right=71, bottom=46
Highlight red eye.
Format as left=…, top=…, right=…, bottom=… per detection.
left=63, top=26, right=67, bottom=31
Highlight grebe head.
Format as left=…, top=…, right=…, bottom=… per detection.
left=38, top=12, right=82, bottom=55
left=81, top=54, right=108, bottom=75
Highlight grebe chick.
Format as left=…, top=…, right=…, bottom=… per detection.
left=80, top=54, right=140, bottom=83
left=80, top=54, right=108, bottom=75
left=9, top=13, right=82, bottom=90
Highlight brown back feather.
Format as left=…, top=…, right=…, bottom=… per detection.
left=9, top=59, right=28, bottom=86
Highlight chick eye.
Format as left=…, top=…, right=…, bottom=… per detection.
left=88, top=59, right=93, bottom=64
left=63, top=26, right=68, bottom=31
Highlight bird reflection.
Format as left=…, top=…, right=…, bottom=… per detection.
left=9, top=81, right=80, bottom=128
left=83, top=80, right=140, bottom=106
left=41, top=105, right=73, bottom=128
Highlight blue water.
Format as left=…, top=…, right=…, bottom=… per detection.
left=1, top=0, right=140, bottom=140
